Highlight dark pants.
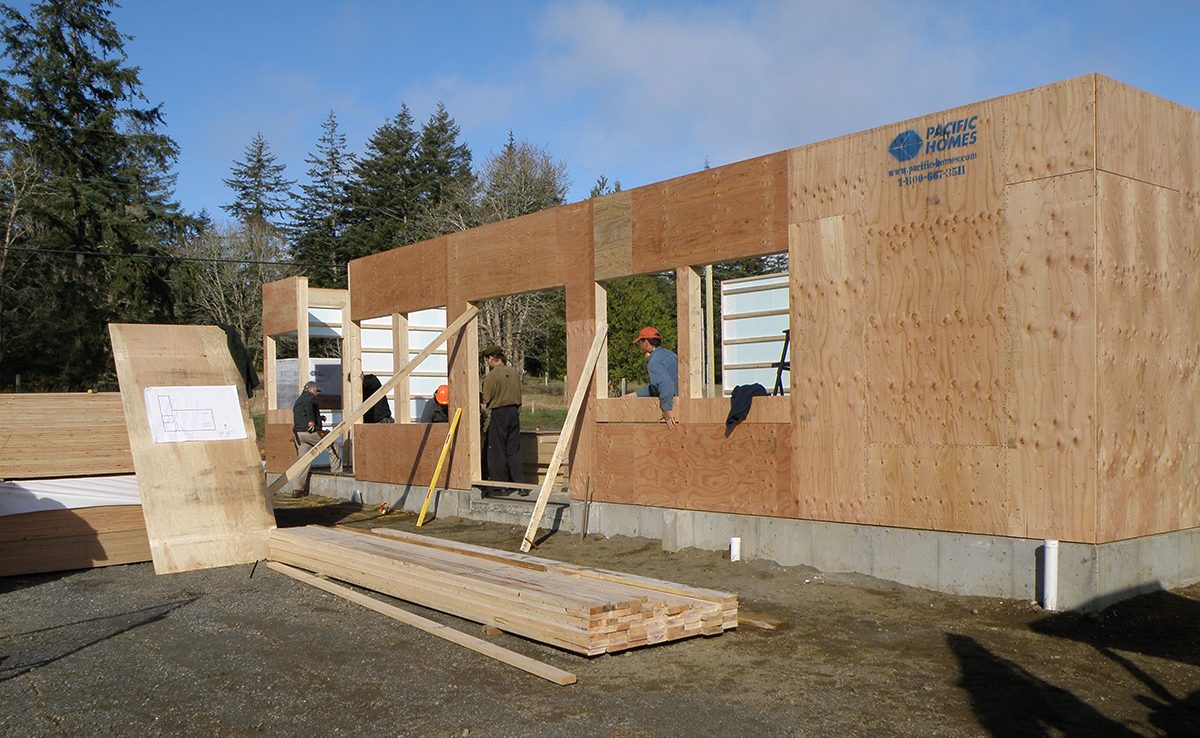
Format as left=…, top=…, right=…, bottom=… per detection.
left=486, top=405, right=524, bottom=484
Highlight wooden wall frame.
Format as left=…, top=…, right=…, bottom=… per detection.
left=314, top=75, right=1199, bottom=545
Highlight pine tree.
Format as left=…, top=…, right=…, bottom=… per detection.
left=414, top=102, right=474, bottom=211
left=222, top=132, right=294, bottom=230
left=342, top=106, right=419, bottom=259
left=0, top=0, right=190, bottom=389
left=589, top=174, right=622, bottom=198
left=291, top=111, right=353, bottom=287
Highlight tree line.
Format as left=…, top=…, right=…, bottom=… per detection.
left=0, top=0, right=779, bottom=395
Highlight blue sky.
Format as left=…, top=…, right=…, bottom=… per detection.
left=14, top=1, right=1200, bottom=219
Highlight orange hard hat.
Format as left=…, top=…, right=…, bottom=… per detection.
left=633, top=326, right=662, bottom=344
left=434, top=384, right=449, bottom=405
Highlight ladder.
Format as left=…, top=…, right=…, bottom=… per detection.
left=771, top=329, right=790, bottom=396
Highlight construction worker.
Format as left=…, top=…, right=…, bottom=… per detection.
left=430, top=384, right=450, bottom=423
left=622, top=326, right=678, bottom=429
left=291, top=381, right=343, bottom=497
left=480, top=345, right=524, bottom=489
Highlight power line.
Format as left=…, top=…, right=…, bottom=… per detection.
left=3, top=244, right=342, bottom=271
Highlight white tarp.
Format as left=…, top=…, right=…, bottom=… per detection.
left=0, top=474, right=140, bottom=517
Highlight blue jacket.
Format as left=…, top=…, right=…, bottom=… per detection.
left=635, top=346, right=679, bottom=411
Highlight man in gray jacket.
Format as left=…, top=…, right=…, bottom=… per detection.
left=291, top=381, right=342, bottom=497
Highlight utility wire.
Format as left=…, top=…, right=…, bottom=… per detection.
left=3, top=244, right=343, bottom=270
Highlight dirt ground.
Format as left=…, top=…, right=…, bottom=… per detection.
left=2, top=498, right=1198, bottom=737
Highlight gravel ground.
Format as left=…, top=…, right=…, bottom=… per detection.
left=2, top=499, right=1198, bottom=737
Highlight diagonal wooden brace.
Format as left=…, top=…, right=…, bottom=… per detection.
left=269, top=306, right=478, bottom=495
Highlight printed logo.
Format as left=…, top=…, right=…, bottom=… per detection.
left=888, top=130, right=923, bottom=162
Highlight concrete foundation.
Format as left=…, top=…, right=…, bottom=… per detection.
left=288, top=473, right=1200, bottom=613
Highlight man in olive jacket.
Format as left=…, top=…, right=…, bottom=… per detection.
left=481, top=346, right=524, bottom=488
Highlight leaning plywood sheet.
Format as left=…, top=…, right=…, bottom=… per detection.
left=269, top=525, right=737, bottom=656
left=109, top=324, right=274, bottom=574
left=0, top=393, right=133, bottom=479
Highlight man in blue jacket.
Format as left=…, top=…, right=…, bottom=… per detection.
left=622, top=326, right=678, bottom=429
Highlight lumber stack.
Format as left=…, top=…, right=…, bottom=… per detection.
left=0, top=393, right=133, bottom=479
left=268, top=525, right=737, bottom=655
left=0, top=505, right=150, bottom=576
left=521, top=431, right=568, bottom=485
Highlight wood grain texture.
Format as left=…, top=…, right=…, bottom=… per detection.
left=1095, top=171, right=1200, bottom=541
left=448, top=207, right=563, bottom=302
left=0, top=393, right=133, bottom=479
left=0, top=505, right=150, bottom=576
left=1096, top=75, right=1191, bottom=190
left=1007, top=172, right=1096, bottom=542
left=630, top=153, right=788, bottom=275
left=353, top=423, right=456, bottom=487
left=262, top=277, right=302, bottom=336
left=594, top=190, right=632, bottom=281
left=592, top=422, right=794, bottom=518
left=265, top=422, right=295, bottom=474
left=445, top=299, right=480, bottom=491
left=789, top=136, right=868, bottom=225
left=1004, top=75, right=1096, bottom=184
left=349, top=237, right=448, bottom=320
left=790, top=215, right=869, bottom=522
left=109, top=324, right=275, bottom=574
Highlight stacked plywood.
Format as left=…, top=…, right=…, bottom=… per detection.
left=269, top=525, right=736, bottom=655
left=0, top=393, right=133, bottom=479
left=0, top=505, right=150, bottom=577
left=521, top=431, right=568, bottom=485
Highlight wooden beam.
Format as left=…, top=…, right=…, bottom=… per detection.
left=268, top=306, right=478, bottom=495
left=521, top=325, right=607, bottom=552
left=266, top=561, right=576, bottom=686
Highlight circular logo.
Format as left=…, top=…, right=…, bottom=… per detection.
left=888, top=130, right=923, bottom=162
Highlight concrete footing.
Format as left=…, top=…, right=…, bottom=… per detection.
left=284, top=473, right=1200, bottom=612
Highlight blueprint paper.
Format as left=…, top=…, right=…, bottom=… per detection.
left=142, top=385, right=248, bottom=443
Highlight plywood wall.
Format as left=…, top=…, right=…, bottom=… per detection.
left=334, top=74, right=1198, bottom=545
left=349, top=237, right=448, bottom=321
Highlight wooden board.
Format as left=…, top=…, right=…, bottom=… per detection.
left=269, top=525, right=736, bottom=656
left=1007, top=171, right=1097, bottom=542
left=349, top=237, right=448, bottom=321
left=1096, top=75, right=1190, bottom=191
left=594, top=190, right=632, bottom=281
left=1095, top=171, right=1200, bottom=541
left=109, top=324, right=275, bottom=574
left=353, top=423, right=456, bottom=487
left=1004, top=74, right=1096, bottom=184
left=0, top=505, right=150, bottom=576
left=261, top=276, right=303, bottom=336
left=592, top=423, right=793, bottom=518
left=0, top=393, right=133, bottom=479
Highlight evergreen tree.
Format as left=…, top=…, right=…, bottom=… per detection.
left=589, top=174, right=622, bottom=198
left=291, top=111, right=353, bottom=287
left=221, top=132, right=294, bottom=230
left=0, top=0, right=190, bottom=389
left=414, top=102, right=473, bottom=211
left=342, top=106, right=419, bottom=258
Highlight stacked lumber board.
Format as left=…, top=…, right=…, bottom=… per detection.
left=0, top=393, right=133, bottom=479
left=0, top=505, right=150, bottom=576
left=521, top=431, right=568, bottom=485
left=268, top=525, right=737, bottom=655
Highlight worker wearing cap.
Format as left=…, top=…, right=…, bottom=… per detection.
left=622, top=326, right=679, bottom=430
left=291, top=380, right=343, bottom=497
left=480, top=346, right=524, bottom=486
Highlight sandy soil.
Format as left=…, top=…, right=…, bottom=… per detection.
left=2, top=498, right=1197, bottom=736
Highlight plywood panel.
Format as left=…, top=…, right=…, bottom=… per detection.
left=1004, top=75, right=1095, bottom=184
left=353, top=423, right=456, bottom=487
left=789, top=136, right=868, bottom=225
left=1007, top=172, right=1096, bottom=542
left=0, top=393, right=133, bottom=479
left=866, top=97, right=1006, bottom=227
left=109, top=324, right=275, bottom=573
left=865, top=211, right=1008, bottom=446
left=1096, top=172, right=1200, bottom=541
left=594, top=190, right=632, bottom=281
left=790, top=215, right=870, bottom=522
left=262, top=276, right=303, bottom=336
left=265, top=423, right=294, bottom=474
left=448, top=208, right=562, bottom=301
left=1097, top=76, right=1190, bottom=190
left=592, top=423, right=793, bottom=517
left=349, top=237, right=448, bottom=320
left=631, top=153, right=788, bottom=274
left=866, top=445, right=1017, bottom=536
left=444, top=299, right=480, bottom=491
left=0, top=505, right=150, bottom=576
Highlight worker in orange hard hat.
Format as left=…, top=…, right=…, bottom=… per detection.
left=623, top=326, right=679, bottom=429
left=430, top=384, right=450, bottom=423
